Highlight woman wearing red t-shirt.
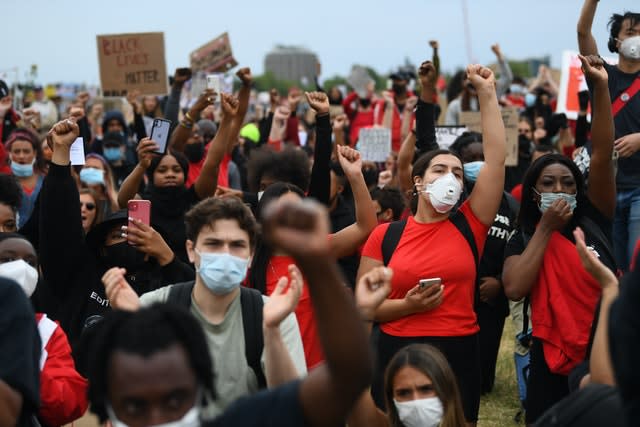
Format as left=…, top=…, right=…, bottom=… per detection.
left=358, top=64, right=505, bottom=426
left=248, top=142, right=376, bottom=369
left=502, top=55, right=616, bottom=424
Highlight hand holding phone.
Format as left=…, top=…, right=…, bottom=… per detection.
left=128, top=200, right=151, bottom=229
left=149, top=118, right=171, bottom=155
left=419, top=278, right=442, bottom=290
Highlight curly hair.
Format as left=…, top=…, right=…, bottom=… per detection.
left=247, top=147, right=311, bottom=194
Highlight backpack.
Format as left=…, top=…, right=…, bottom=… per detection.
left=533, top=384, right=625, bottom=426
left=167, top=281, right=267, bottom=389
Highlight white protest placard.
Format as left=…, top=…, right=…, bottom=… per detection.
left=435, top=126, right=468, bottom=149
left=556, top=50, right=617, bottom=120
left=70, top=137, right=85, bottom=165
left=347, top=66, right=374, bottom=98
left=96, top=32, right=168, bottom=97
left=358, top=128, right=391, bottom=162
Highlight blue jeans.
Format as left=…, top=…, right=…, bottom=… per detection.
left=613, top=187, right=640, bottom=270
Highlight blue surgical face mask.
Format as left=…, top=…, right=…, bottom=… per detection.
left=80, top=167, right=105, bottom=185
left=533, top=188, right=577, bottom=213
left=525, top=93, right=537, bottom=108
left=463, top=161, right=484, bottom=182
left=104, top=147, right=122, bottom=162
left=196, top=250, right=249, bottom=295
left=510, top=84, right=524, bottom=95
left=11, top=159, right=35, bottom=177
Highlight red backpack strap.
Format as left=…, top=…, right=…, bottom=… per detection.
left=612, top=75, right=640, bottom=117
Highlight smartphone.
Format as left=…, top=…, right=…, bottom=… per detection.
left=149, top=118, right=171, bottom=154
left=128, top=200, right=151, bottom=228
left=206, top=74, right=222, bottom=93
left=419, top=278, right=442, bottom=289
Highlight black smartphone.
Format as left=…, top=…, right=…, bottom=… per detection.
left=149, top=118, right=172, bottom=154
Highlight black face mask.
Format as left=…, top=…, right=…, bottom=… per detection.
left=518, top=135, right=533, bottom=159
left=392, top=84, right=406, bottom=95
left=102, top=241, right=146, bottom=272
left=184, top=142, right=205, bottom=163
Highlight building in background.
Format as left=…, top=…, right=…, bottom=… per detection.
left=264, top=46, right=318, bottom=84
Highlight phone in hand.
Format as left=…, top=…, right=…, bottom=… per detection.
left=419, top=278, right=442, bottom=290
left=128, top=200, right=151, bottom=229
left=149, top=118, right=171, bottom=154
left=206, top=74, right=222, bottom=94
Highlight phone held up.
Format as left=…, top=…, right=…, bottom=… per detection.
left=149, top=118, right=172, bottom=155
left=128, top=200, right=151, bottom=230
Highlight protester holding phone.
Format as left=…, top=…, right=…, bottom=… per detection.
left=117, top=92, right=240, bottom=262
left=35, top=117, right=194, bottom=348
left=358, top=63, right=506, bottom=426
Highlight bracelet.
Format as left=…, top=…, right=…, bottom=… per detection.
left=180, top=120, right=193, bottom=129
left=184, top=112, right=195, bottom=123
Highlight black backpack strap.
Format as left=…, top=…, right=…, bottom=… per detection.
left=381, top=219, right=407, bottom=266
left=167, top=281, right=196, bottom=308
left=449, top=211, right=479, bottom=268
left=240, top=287, right=267, bottom=389
left=522, top=296, right=530, bottom=337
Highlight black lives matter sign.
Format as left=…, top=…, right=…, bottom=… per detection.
left=97, top=32, right=168, bottom=97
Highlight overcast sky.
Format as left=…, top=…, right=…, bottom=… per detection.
left=2, top=0, right=637, bottom=86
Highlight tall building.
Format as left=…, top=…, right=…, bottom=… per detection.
left=264, top=45, right=318, bottom=83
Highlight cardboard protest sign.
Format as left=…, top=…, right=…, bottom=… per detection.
left=556, top=50, right=617, bottom=120
left=435, top=126, right=468, bottom=149
left=358, top=128, right=391, bottom=162
left=459, top=108, right=519, bottom=166
left=190, top=32, right=238, bottom=74
left=97, top=32, right=168, bottom=97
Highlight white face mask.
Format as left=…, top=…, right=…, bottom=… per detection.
left=0, top=259, right=38, bottom=297
left=619, top=35, right=640, bottom=60
left=107, top=404, right=200, bottom=427
left=423, top=172, right=462, bottom=213
left=394, top=397, right=444, bottom=427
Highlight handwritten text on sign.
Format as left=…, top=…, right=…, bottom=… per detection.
left=358, top=128, right=392, bottom=162
left=97, top=32, right=167, bottom=97
left=190, top=32, right=238, bottom=74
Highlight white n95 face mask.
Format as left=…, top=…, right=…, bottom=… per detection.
left=107, top=404, right=201, bottom=427
left=394, top=397, right=444, bottom=427
left=0, top=259, right=38, bottom=297
left=619, top=35, right=640, bottom=60
left=424, top=172, right=462, bottom=213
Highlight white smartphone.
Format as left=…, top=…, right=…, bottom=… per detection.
left=419, top=278, right=442, bottom=289
left=206, top=74, right=222, bottom=94
left=149, top=118, right=172, bottom=154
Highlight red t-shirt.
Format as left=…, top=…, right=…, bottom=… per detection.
left=186, top=150, right=230, bottom=189
left=361, top=201, right=488, bottom=337
left=266, top=255, right=323, bottom=369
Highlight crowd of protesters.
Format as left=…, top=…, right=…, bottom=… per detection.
left=0, top=1, right=639, bottom=426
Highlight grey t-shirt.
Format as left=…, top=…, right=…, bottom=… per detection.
left=140, top=285, right=307, bottom=418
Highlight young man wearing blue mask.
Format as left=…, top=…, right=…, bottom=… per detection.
left=578, top=2, right=640, bottom=271
left=103, top=196, right=307, bottom=418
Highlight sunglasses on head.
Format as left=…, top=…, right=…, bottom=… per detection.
left=81, top=202, right=96, bottom=211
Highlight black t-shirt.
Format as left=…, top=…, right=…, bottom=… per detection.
left=0, top=279, right=41, bottom=427
left=206, top=380, right=306, bottom=427
left=590, top=63, right=640, bottom=190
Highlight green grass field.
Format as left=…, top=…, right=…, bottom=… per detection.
left=477, top=318, right=524, bottom=426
